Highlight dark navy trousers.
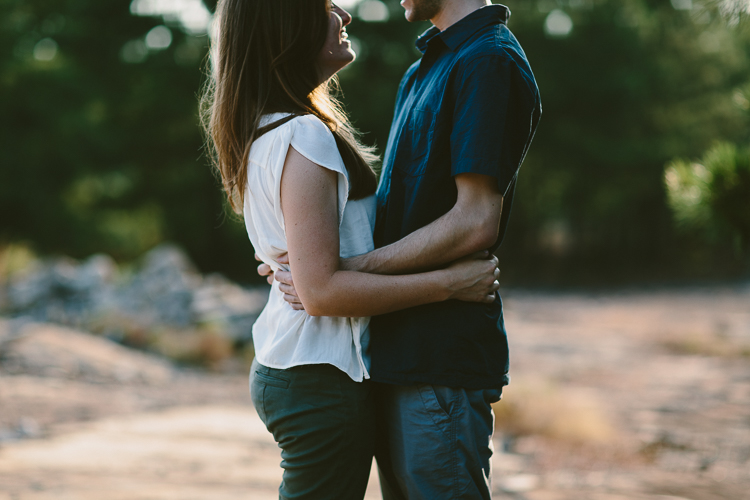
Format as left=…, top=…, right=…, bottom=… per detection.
left=250, top=359, right=501, bottom=499
left=374, top=382, right=502, bottom=500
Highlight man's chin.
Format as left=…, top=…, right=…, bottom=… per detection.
left=403, top=8, right=425, bottom=23
left=402, top=0, right=439, bottom=23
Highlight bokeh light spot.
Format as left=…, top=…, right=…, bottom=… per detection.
left=334, top=0, right=362, bottom=9
left=358, top=0, right=389, bottom=22
left=145, top=25, right=172, bottom=51
left=130, top=0, right=211, bottom=34
left=121, top=39, right=148, bottom=63
left=33, top=38, right=58, bottom=61
left=544, top=10, right=573, bottom=38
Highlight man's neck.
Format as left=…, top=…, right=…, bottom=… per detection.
left=431, top=0, right=492, bottom=31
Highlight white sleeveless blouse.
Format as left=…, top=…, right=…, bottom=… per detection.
left=243, top=113, right=375, bottom=382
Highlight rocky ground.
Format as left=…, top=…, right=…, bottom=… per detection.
left=1, top=281, right=749, bottom=499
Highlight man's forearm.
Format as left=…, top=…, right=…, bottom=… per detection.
left=343, top=202, right=500, bottom=275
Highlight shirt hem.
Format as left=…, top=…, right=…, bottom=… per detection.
left=252, top=355, right=368, bottom=383
left=369, top=371, right=510, bottom=390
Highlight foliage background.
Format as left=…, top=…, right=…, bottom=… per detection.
left=1, top=0, right=749, bottom=285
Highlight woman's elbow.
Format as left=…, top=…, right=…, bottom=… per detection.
left=303, top=303, right=326, bottom=317
left=294, top=272, right=346, bottom=316
left=298, top=289, right=335, bottom=317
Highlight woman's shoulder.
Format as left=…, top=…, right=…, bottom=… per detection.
left=259, top=112, right=329, bottom=133
left=288, top=115, right=343, bottom=172
left=251, top=112, right=343, bottom=175
left=290, top=114, right=335, bottom=143
left=255, top=113, right=334, bottom=147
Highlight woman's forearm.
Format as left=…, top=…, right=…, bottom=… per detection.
left=279, top=147, right=496, bottom=317
left=300, top=269, right=451, bottom=317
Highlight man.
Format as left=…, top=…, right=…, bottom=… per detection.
left=261, top=0, right=540, bottom=497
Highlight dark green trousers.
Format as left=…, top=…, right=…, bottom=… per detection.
left=250, top=360, right=375, bottom=500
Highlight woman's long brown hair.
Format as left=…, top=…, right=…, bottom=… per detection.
left=201, top=0, right=378, bottom=213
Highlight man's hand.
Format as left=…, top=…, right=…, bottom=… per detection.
left=254, top=253, right=304, bottom=311
left=444, top=251, right=500, bottom=303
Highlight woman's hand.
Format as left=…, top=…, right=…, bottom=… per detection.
left=255, top=253, right=276, bottom=285
left=444, top=251, right=500, bottom=304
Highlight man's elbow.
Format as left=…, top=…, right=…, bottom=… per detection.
left=452, top=180, right=503, bottom=253
left=464, top=217, right=501, bottom=253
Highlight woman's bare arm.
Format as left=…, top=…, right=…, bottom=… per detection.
left=279, top=146, right=498, bottom=317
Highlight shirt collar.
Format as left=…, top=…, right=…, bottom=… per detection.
left=415, top=4, right=510, bottom=54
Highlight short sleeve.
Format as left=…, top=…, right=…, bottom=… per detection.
left=273, top=115, right=349, bottom=228
left=290, top=115, right=347, bottom=178
left=450, top=53, right=538, bottom=196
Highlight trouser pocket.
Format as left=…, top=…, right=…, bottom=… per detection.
left=417, top=384, right=454, bottom=435
left=249, top=361, right=291, bottom=423
left=254, top=370, right=290, bottom=389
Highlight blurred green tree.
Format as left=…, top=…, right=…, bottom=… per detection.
left=483, top=0, right=750, bottom=283
left=665, top=142, right=750, bottom=255
left=1, top=0, right=749, bottom=284
left=0, top=0, right=254, bottom=279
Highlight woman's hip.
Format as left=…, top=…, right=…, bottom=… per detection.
left=250, top=360, right=374, bottom=433
left=250, top=360, right=375, bottom=499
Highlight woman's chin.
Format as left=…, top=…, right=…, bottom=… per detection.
left=319, top=58, right=355, bottom=82
left=332, top=53, right=357, bottom=75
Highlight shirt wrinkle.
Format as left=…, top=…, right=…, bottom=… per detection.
left=244, top=113, right=375, bottom=383
left=370, top=4, right=540, bottom=389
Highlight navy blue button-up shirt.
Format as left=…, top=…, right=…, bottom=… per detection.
left=370, top=5, right=541, bottom=389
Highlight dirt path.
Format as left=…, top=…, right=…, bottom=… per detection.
left=0, top=405, right=382, bottom=500
left=497, top=287, right=750, bottom=500
left=1, top=286, right=749, bottom=499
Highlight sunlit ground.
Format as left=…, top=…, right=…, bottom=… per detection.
left=1, top=283, right=748, bottom=500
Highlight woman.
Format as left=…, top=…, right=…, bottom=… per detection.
left=201, top=1, right=500, bottom=498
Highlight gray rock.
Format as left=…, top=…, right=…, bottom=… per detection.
left=0, top=244, right=269, bottom=348
left=192, top=273, right=268, bottom=341
left=0, top=322, right=173, bottom=384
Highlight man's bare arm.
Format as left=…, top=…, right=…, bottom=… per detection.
left=342, top=172, right=503, bottom=274
left=266, top=172, right=504, bottom=307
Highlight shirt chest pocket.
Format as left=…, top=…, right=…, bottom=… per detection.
left=395, top=107, right=436, bottom=178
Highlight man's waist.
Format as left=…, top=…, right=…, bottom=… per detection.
left=373, top=295, right=502, bottom=323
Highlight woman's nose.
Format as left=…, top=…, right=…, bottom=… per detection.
left=335, top=6, right=352, bottom=26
